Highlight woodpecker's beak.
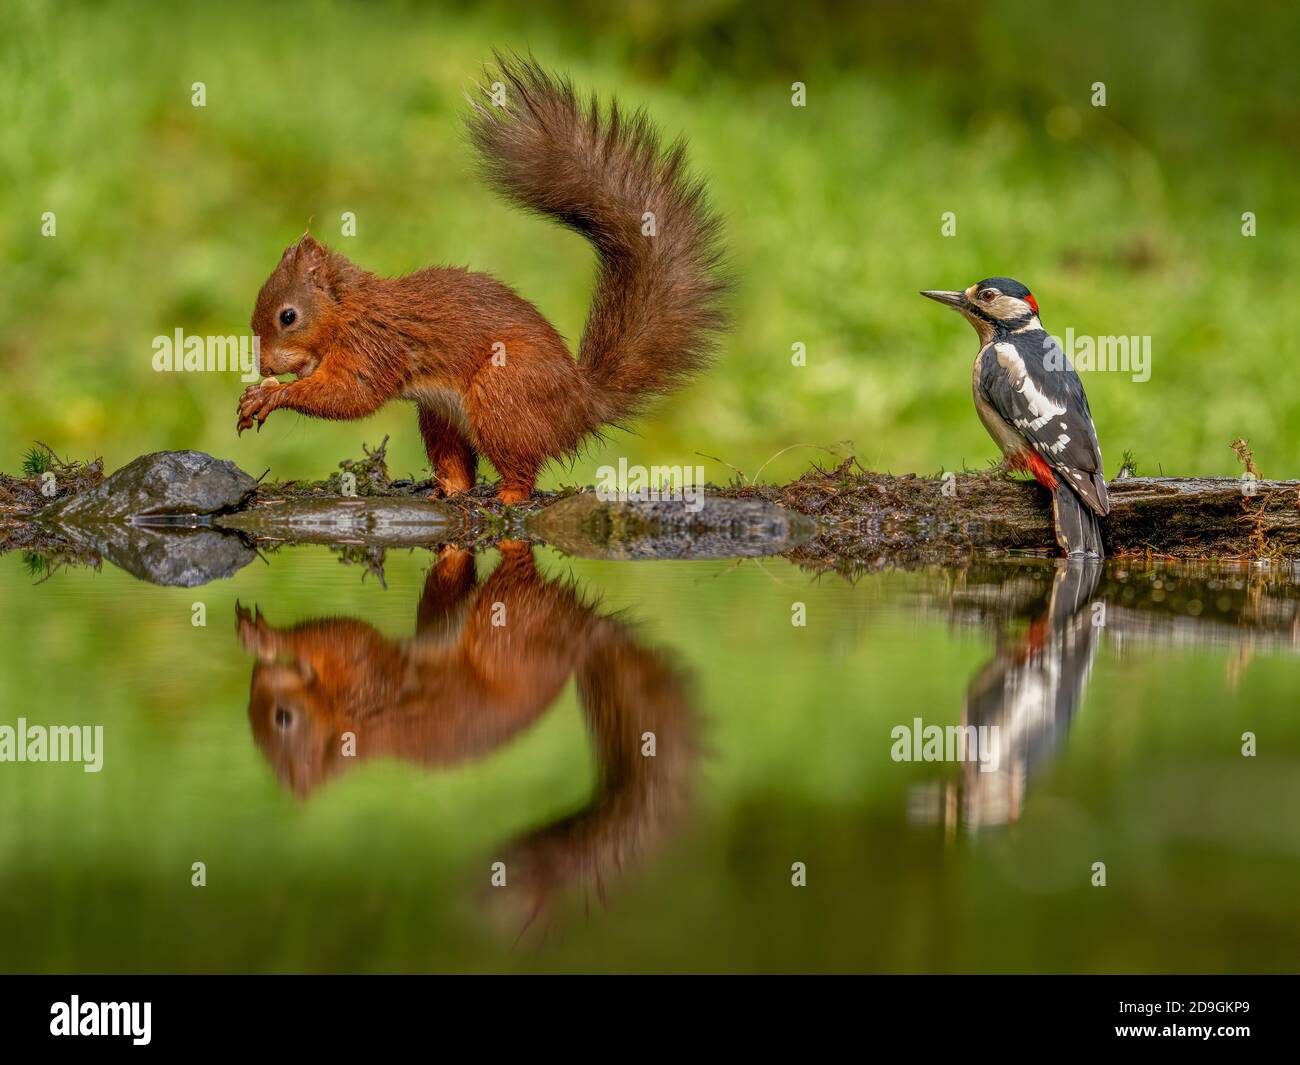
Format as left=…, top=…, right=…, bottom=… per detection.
left=920, top=290, right=966, bottom=309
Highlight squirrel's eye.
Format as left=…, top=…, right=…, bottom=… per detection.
left=278, top=308, right=297, bottom=327
left=274, top=707, right=293, bottom=730
left=980, top=291, right=996, bottom=303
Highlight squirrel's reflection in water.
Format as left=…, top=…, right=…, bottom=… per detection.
left=958, top=560, right=1102, bottom=829
left=235, top=540, right=696, bottom=934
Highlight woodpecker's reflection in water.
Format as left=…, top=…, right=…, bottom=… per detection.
left=905, top=558, right=1300, bottom=834
left=959, top=560, right=1102, bottom=828
left=235, top=541, right=696, bottom=933
left=907, top=560, right=1104, bottom=832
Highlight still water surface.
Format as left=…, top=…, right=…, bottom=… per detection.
left=1, top=544, right=1297, bottom=972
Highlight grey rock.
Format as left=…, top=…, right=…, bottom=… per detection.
left=41, top=450, right=257, bottom=521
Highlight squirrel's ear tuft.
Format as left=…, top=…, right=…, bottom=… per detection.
left=293, top=233, right=328, bottom=265
left=290, top=235, right=342, bottom=296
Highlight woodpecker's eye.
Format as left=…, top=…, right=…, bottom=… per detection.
left=980, top=290, right=997, bottom=303
left=278, top=308, right=298, bottom=328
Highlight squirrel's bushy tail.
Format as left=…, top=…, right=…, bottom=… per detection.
left=465, top=54, right=731, bottom=428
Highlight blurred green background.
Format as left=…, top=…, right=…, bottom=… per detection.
left=2, top=0, right=1297, bottom=485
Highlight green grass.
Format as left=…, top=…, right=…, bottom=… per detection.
left=2, top=0, right=1297, bottom=488
left=20, top=445, right=52, bottom=477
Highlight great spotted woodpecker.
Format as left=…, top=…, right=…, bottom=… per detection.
left=922, top=278, right=1109, bottom=558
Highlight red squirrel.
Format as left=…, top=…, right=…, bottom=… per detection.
left=237, top=57, right=730, bottom=504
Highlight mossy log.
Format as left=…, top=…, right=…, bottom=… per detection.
left=526, top=491, right=815, bottom=559
left=729, top=463, right=1300, bottom=565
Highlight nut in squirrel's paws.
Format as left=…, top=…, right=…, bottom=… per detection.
left=236, top=379, right=285, bottom=434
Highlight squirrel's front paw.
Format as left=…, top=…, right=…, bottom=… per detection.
left=236, top=381, right=285, bottom=434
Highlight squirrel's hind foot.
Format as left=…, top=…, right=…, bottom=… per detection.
left=496, top=483, right=534, bottom=506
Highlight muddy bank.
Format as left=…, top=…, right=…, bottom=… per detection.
left=5, top=447, right=1299, bottom=580
left=6, top=446, right=814, bottom=583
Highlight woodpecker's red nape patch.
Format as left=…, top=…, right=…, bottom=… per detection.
left=1009, top=448, right=1059, bottom=490
left=1024, top=294, right=1039, bottom=314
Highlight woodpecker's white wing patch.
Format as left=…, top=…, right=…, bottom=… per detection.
left=976, top=333, right=1110, bottom=516
left=994, top=342, right=1066, bottom=431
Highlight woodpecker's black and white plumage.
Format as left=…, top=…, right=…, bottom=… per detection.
left=922, top=278, right=1109, bottom=558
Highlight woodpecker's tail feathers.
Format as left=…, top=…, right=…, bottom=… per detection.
left=465, top=54, right=731, bottom=429
left=1052, top=485, right=1105, bottom=559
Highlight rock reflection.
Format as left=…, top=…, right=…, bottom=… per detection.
left=43, top=521, right=257, bottom=586
left=235, top=540, right=696, bottom=933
